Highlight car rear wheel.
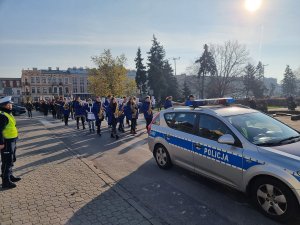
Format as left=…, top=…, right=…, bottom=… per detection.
left=251, top=177, right=298, bottom=222
left=154, top=145, right=172, bottom=170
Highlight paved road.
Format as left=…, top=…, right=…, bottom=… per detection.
left=37, top=113, right=300, bottom=225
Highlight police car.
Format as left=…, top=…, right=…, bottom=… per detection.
left=147, top=98, right=300, bottom=222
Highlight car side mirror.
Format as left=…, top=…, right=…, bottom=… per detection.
left=218, top=134, right=235, bottom=145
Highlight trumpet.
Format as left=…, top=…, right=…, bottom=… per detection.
left=98, top=108, right=104, bottom=120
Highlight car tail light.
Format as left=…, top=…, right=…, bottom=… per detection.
left=147, top=112, right=160, bottom=135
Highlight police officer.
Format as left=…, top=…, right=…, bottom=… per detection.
left=0, top=96, right=21, bottom=189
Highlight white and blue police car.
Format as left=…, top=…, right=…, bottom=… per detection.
left=147, top=98, right=300, bottom=222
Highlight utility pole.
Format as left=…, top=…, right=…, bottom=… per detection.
left=171, top=57, right=180, bottom=76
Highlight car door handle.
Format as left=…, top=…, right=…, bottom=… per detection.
left=165, top=134, right=171, bottom=140
left=194, top=143, right=202, bottom=149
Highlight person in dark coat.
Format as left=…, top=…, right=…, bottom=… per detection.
left=41, top=101, right=49, bottom=117
left=50, top=101, right=57, bottom=119
left=118, top=97, right=126, bottom=133
left=25, top=101, right=34, bottom=118
left=63, top=101, right=70, bottom=126
left=73, top=97, right=86, bottom=130
left=104, top=95, right=112, bottom=126
left=92, top=97, right=103, bottom=136
left=109, top=97, right=119, bottom=140
left=142, top=96, right=154, bottom=131
left=0, top=96, right=21, bottom=189
left=128, top=97, right=138, bottom=134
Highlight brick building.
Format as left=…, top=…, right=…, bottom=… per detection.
left=21, top=67, right=91, bottom=102
left=0, top=78, right=22, bottom=104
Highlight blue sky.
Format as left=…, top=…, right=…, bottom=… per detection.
left=0, top=0, right=299, bottom=81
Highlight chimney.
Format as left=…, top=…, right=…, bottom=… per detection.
left=48, top=67, right=52, bottom=71
left=56, top=67, right=59, bottom=71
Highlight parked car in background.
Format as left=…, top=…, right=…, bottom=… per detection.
left=12, top=104, right=26, bottom=116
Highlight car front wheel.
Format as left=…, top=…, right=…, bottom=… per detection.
left=251, top=177, right=299, bottom=222
left=154, top=145, right=172, bottom=170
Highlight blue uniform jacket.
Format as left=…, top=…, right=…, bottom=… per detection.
left=185, top=100, right=193, bottom=106
left=164, top=100, right=173, bottom=109
left=142, top=102, right=153, bottom=119
left=74, top=101, right=86, bottom=117
left=92, top=101, right=102, bottom=122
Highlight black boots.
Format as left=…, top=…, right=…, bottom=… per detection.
left=2, top=181, right=16, bottom=189
left=10, top=175, right=21, bottom=182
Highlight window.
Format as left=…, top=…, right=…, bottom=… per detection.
left=65, top=87, right=69, bottom=94
left=16, top=81, right=20, bottom=87
left=53, top=87, right=57, bottom=93
left=42, top=77, right=46, bottom=83
left=73, top=87, right=78, bottom=93
left=48, top=77, right=52, bottom=83
left=31, top=87, right=36, bottom=94
left=53, top=77, right=56, bottom=83
left=43, top=87, right=47, bottom=94
left=58, top=78, right=62, bottom=84
left=59, top=87, right=63, bottom=95
left=49, top=87, right=52, bottom=94
left=64, top=78, right=68, bottom=84
left=36, top=77, right=40, bottom=83
left=164, top=112, right=197, bottom=134
left=31, top=77, right=35, bottom=83
left=37, top=87, right=40, bottom=93
left=17, top=90, right=20, bottom=95
left=198, top=114, right=233, bottom=142
left=80, top=85, right=84, bottom=93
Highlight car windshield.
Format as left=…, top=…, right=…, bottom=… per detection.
left=226, top=112, right=300, bottom=146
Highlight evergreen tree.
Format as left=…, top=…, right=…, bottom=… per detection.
left=134, top=47, right=147, bottom=95
left=182, top=78, right=191, bottom=100
left=195, top=44, right=216, bottom=98
left=243, top=63, right=257, bottom=97
left=163, top=60, right=180, bottom=100
left=282, top=65, right=297, bottom=96
left=147, top=35, right=167, bottom=101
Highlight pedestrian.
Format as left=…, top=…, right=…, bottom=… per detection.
left=164, top=96, right=173, bottom=109
left=93, top=96, right=103, bottom=136
left=249, top=97, right=257, bottom=109
left=73, top=97, right=86, bottom=130
left=118, top=97, right=126, bottom=133
left=142, top=96, right=153, bottom=131
left=129, top=97, right=138, bottom=135
left=42, top=100, right=49, bottom=117
left=86, top=99, right=95, bottom=133
left=25, top=101, right=33, bottom=118
left=63, top=101, right=70, bottom=126
left=109, top=97, right=119, bottom=140
left=185, top=95, right=195, bottom=106
left=104, top=95, right=112, bottom=127
left=0, top=96, right=21, bottom=189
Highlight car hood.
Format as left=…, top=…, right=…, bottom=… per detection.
left=259, top=141, right=300, bottom=161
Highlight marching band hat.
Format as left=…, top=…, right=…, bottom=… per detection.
left=0, top=96, right=13, bottom=105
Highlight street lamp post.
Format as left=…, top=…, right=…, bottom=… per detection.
left=171, top=57, right=180, bottom=76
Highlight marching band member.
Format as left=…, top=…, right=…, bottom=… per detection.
left=164, top=96, right=173, bottom=109
left=74, top=97, right=86, bottom=130
left=142, top=96, right=153, bottom=131
left=118, top=97, right=126, bottom=133
left=86, top=98, right=95, bottom=133
left=128, top=97, right=138, bottom=135
left=92, top=96, right=103, bottom=136
left=109, top=97, right=119, bottom=140
left=185, top=94, right=195, bottom=106
left=63, top=100, right=70, bottom=126
left=104, top=95, right=112, bottom=126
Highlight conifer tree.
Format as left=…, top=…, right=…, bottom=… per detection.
left=134, top=47, right=147, bottom=94
left=282, top=65, right=297, bottom=96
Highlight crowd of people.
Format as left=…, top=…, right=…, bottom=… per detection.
left=23, top=94, right=198, bottom=140
left=24, top=95, right=156, bottom=140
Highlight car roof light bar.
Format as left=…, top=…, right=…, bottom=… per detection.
left=190, top=97, right=235, bottom=108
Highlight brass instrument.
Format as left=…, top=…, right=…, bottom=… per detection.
left=118, top=102, right=125, bottom=117
left=98, top=108, right=104, bottom=120
left=114, top=102, right=119, bottom=118
left=147, top=101, right=153, bottom=115
left=63, top=103, right=69, bottom=110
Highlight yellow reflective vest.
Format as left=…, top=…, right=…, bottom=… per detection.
left=0, top=111, right=18, bottom=139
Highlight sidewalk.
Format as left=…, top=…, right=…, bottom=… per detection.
left=0, top=116, right=155, bottom=225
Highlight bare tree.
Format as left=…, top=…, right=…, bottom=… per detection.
left=209, top=41, right=249, bottom=97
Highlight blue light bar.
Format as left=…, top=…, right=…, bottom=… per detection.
left=191, top=97, right=235, bottom=107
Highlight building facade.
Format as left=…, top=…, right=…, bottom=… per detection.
left=21, top=67, right=90, bottom=101
left=0, top=78, right=22, bottom=104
